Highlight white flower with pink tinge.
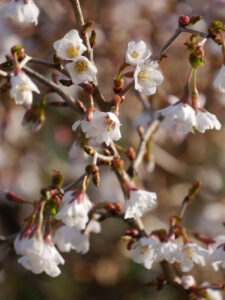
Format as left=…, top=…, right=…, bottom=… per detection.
left=0, top=0, right=39, bottom=25
left=124, top=188, right=157, bottom=219
left=53, top=220, right=101, bottom=254
left=195, top=109, right=221, bottom=133
left=130, top=237, right=159, bottom=269
left=180, top=242, right=209, bottom=272
left=158, top=101, right=221, bottom=134
left=210, top=243, right=225, bottom=269
left=14, top=234, right=64, bottom=277
left=181, top=275, right=196, bottom=290
left=156, top=241, right=181, bottom=263
left=10, top=71, right=40, bottom=108
left=72, top=111, right=121, bottom=146
left=66, top=56, right=97, bottom=84
left=134, top=61, right=164, bottom=96
left=55, top=190, right=93, bottom=230
left=53, top=29, right=87, bottom=61
left=158, top=102, right=196, bottom=134
left=125, top=41, right=151, bottom=65
left=214, top=64, right=225, bottom=93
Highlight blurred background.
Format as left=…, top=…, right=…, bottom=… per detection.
left=0, top=0, right=224, bottom=299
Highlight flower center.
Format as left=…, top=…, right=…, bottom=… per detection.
left=66, top=44, right=80, bottom=58
left=184, top=246, right=194, bottom=260
left=74, top=61, right=87, bottom=73
left=19, top=82, right=27, bottom=92
left=104, top=117, right=116, bottom=132
left=131, top=50, right=139, bottom=58
left=138, top=70, right=152, bottom=83
left=140, top=245, right=149, bottom=255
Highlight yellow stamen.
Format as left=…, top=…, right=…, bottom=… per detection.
left=138, top=70, right=152, bottom=82
left=131, top=50, right=139, bottom=58
left=74, top=60, right=87, bottom=73
left=66, top=44, right=80, bottom=58
left=19, top=82, right=27, bottom=92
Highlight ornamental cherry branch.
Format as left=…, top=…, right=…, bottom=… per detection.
left=127, top=120, right=160, bottom=177
left=120, top=25, right=209, bottom=98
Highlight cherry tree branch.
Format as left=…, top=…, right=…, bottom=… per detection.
left=127, top=120, right=160, bottom=177
left=120, top=25, right=209, bottom=97
left=22, top=66, right=81, bottom=112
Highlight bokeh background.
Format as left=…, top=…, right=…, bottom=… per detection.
left=0, top=0, right=224, bottom=299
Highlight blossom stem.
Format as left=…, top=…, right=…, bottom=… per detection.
left=62, top=173, right=87, bottom=192
left=127, top=120, right=160, bottom=177
left=191, top=68, right=199, bottom=110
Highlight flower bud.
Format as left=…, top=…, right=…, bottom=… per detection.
left=52, top=170, right=63, bottom=188
left=179, top=16, right=190, bottom=26
left=90, top=29, right=97, bottom=48
left=126, top=147, right=136, bottom=161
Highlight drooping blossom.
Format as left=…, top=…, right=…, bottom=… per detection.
left=53, top=220, right=101, bottom=254
left=214, top=64, right=225, bottom=93
left=55, top=190, right=92, bottom=230
left=130, top=237, right=159, bottom=269
left=181, top=275, right=196, bottom=290
left=124, top=188, right=157, bottom=219
left=53, top=29, right=87, bottom=60
left=14, top=234, right=64, bottom=277
left=72, top=111, right=121, bottom=146
left=10, top=71, right=40, bottom=107
left=210, top=243, right=225, bottom=269
left=134, top=61, right=163, bottom=95
left=180, top=242, right=209, bottom=272
left=156, top=241, right=181, bottom=263
left=158, top=102, right=196, bottom=134
left=195, top=109, right=221, bottom=133
left=125, top=41, right=150, bottom=65
left=0, top=0, right=39, bottom=25
left=66, top=56, right=97, bottom=84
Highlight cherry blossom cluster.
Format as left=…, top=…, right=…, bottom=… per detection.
left=130, top=235, right=225, bottom=273
left=0, top=0, right=39, bottom=25
left=0, top=1, right=224, bottom=297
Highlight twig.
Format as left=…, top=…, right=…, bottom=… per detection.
left=22, top=66, right=81, bottom=112
left=29, top=57, right=70, bottom=78
left=127, top=120, right=160, bottom=177
left=68, top=0, right=93, bottom=63
left=62, top=173, right=87, bottom=192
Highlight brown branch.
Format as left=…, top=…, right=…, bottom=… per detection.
left=22, top=66, right=81, bottom=112
left=62, top=173, right=87, bottom=192
left=68, top=0, right=93, bottom=63
left=127, top=120, right=160, bottom=177
left=29, top=58, right=70, bottom=78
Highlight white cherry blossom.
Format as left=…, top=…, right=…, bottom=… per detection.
left=124, top=188, right=157, bottom=219
left=214, top=64, right=225, bottom=93
left=180, top=242, right=209, bottom=272
left=210, top=243, right=225, bottom=269
left=14, top=234, right=64, bottom=277
left=66, top=56, right=97, bottom=84
left=53, top=29, right=87, bottom=60
left=53, top=220, right=101, bottom=254
left=130, top=237, right=159, bottom=269
left=134, top=61, right=163, bottom=95
left=181, top=275, right=196, bottom=290
left=195, top=110, right=221, bottom=133
left=156, top=241, right=181, bottom=263
left=125, top=41, right=151, bottom=65
left=158, top=102, right=196, bottom=134
left=0, top=0, right=39, bottom=25
left=55, top=190, right=92, bottom=230
left=10, top=71, right=40, bottom=107
left=72, top=111, right=121, bottom=146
